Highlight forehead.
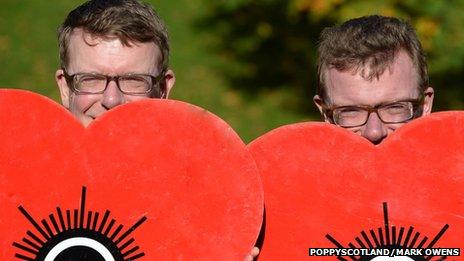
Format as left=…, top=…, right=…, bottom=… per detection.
left=323, top=51, right=420, bottom=106
left=66, top=29, right=161, bottom=74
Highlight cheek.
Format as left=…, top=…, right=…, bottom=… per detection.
left=70, top=94, right=100, bottom=114
left=346, top=126, right=363, bottom=136
left=124, top=95, right=152, bottom=103
left=386, top=123, right=404, bottom=133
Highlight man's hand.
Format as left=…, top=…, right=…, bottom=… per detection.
left=243, top=247, right=260, bottom=261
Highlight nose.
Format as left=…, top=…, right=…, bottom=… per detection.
left=361, top=112, right=388, bottom=144
left=101, top=80, right=124, bottom=110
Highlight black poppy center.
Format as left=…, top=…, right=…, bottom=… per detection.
left=55, top=245, right=106, bottom=261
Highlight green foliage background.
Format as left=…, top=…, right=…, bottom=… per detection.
left=1, top=0, right=464, bottom=142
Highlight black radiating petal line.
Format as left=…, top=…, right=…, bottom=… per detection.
left=49, top=214, right=61, bottom=234
left=17, top=206, right=49, bottom=240
left=369, top=229, right=380, bottom=247
left=98, top=210, right=110, bottom=233
left=403, top=226, right=414, bottom=246
left=12, top=242, right=38, bottom=255
left=110, top=224, right=124, bottom=241
left=41, top=219, right=54, bottom=237
left=347, top=243, right=356, bottom=249
left=122, top=245, right=140, bottom=257
left=26, top=231, right=44, bottom=246
left=383, top=202, right=390, bottom=246
left=378, top=227, right=384, bottom=246
left=22, top=237, right=41, bottom=251
left=115, top=216, right=147, bottom=245
left=391, top=226, right=397, bottom=246
left=73, top=209, right=78, bottom=229
left=397, top=227, right=405, bottom=245
left=104, top=219, right=116, bottom=236
left=355, top=237, right=366, bottom=248
left=127, top=252, right=145, bottom=260
left=326, top=234, right=345, bottom=248
left=14, top=253, right=35, bottom=261
left=417, top=236, right=428, bottom=248
left=427, top=224, right=449, bottom=248
left=409, top=232, right=420, bottom=248
left=92, top=212, right=99, bottom=231
left=86, top=211, right=93, bottom=229
left=119, top=238, right=135, bottom=251
left=361, top=231, right=374, bottom=248
left=66, top=209, right=71, bottom=230
left=56, top=207, right=66, bottom=232
left=425, top=225, right=450, bottom=260
left=79, top=187, right=86, bottom=229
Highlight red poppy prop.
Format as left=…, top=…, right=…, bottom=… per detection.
left=248, top=113, right=464, bottom=260
left=0, top=89, right=263, bottom=260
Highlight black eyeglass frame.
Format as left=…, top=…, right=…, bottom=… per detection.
left=322, top=97, right=425, bottom=128
left=63, top=69, right=167, bottom=96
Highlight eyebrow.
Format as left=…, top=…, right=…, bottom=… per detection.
left=69, top=71, right=154, bottom=76
left=332, top=98, right=420, bottom=108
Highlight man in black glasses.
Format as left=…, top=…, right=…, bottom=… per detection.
left=55, top=0, right=175, bottom=127
left=314, top=15, right=434, bottom=144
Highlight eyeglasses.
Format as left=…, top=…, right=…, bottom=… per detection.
left=63, top=69, right=166, bottom=96
left=323, top=98, right=424, bottom=128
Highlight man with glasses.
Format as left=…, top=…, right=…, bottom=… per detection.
left=313, top=15, right=434, bottom=144
left=55, top=0, right=175, bottom=127
left=54, top=0, right=259, bottom=259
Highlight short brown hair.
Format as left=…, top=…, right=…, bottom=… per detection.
left=58, top=0, right=169, bottom=70
left=317, top=15, right=428, bottom=102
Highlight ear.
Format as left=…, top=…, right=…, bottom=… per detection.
left=55, top=69, right=71, bottom=109
left=421, top=86, right=434, bottom=116
left=313, top=94, right=330, bottom=122
left=162, top=69, right=176, bottom=98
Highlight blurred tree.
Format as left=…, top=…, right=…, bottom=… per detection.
left=3, top=0, right=464, bottom=142
left=199, top=0, right=464, bottom=113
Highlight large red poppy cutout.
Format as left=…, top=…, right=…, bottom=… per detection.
left=0, top=89, right=263, bottom=260
left=248, top=113, right=463, bottom=260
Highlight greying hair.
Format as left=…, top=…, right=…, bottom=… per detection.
left=58, top=0, right=169, bottom=70
left=317, top=15, right=428, bottom=101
